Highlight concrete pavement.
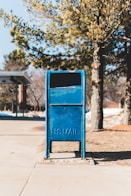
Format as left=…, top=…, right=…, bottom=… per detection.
left=0, top=120, right=131, bottom=196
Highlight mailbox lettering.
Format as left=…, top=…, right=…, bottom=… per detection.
left=51, top=128, right=77, bottom=136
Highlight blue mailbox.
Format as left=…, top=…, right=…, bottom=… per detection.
left=45, top=70, right=86, bottom=159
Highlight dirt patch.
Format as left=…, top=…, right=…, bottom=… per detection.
left=38, top=124, right=131, bottom=166
left=109, top=124, right=131, bottom=131
left=87, top=125, right=131, bottom=165
left=32, top=126, right=44, bottom=132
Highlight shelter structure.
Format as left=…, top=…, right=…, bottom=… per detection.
left=0, top=71, right=30, bottom=117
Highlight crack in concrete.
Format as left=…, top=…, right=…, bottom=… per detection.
left=19, top=163, right=37, bottom=196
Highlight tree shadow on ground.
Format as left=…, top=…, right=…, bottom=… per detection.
left=89, top=151, right=131, bottom=162
left=75, top=151, right=131, bottom=162
left=0, top=116, right=45, bottom=121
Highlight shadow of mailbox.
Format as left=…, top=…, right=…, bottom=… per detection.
left=45, top=70, right=86, bottom=159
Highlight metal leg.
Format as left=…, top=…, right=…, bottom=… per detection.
left=79, top=141, right=81, bottom=152
left=50, top=141, right=52, bottom=153
left=45, top=139, right=50, bottom=159
left=81, top=140, right=86, bottom=159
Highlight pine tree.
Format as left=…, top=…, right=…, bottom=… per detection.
left=23, top=0, right=129, bottom=130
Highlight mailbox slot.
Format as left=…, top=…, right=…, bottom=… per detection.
left=50, top=73, right=81, bottom=88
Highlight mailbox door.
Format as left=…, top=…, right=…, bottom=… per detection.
left=49, top=105, right=82, bottom=141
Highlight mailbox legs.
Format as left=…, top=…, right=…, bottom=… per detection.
left=45, top=141, right=86, bottom=159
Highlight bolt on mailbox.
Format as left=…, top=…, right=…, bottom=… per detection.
left=45, top=70, right=86, bottom=159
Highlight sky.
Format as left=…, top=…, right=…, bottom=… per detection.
left=0, top=0, right=29, bottom=69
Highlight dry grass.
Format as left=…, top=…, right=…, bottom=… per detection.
left=36, top=124, right=131, bottom=165
left=86, top=125, right=131, bottom=165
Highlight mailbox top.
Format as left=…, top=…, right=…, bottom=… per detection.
left=46, top=70, right=85, bottom=88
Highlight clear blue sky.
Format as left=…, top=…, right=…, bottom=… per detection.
left=0, top=0, right=29, bottom=69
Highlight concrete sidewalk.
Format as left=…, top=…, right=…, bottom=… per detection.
left=0, top=120, right=131, bottom=196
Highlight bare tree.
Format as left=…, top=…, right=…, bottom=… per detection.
left=103, top=77, right=126, bottom=108
left=27, top=69, right=45, bottom=111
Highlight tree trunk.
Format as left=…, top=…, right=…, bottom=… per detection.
left=91, top=42, right=104, bottom=131
left=123, top=44, right=131, bottom=125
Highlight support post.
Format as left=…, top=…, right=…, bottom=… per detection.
left=16, top=83, right=18, bottom=117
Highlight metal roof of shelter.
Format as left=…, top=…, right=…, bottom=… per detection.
left=0, top=71, right=30, bottom=85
